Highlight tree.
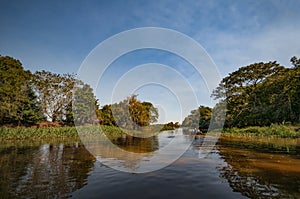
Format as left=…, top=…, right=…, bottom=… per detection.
left=99, top=95, right=158, bottom=129
left=0, top=55, right=44, bottom=126
left=32, top=71, right=76, bottom=122
left=212, top=59, right=300, bottom=127
left=129, top=95, right=158, bottom=127
left=198, top=106, right=212, bottom=132
left=32, top=71, right=99, bottom=125
left=98, top=104, right=116, bottom=126
left=256, top=60, right=300, bottom=124
left=212, top=61, right=284, bottom=127
left=161, top=121, right=180, bottom=131
left=290, top=56, right=300, bottom=68
left=182, top=106, right=212, bottom=132
left=71, top=81, right=99, bottom=125
left=142, top=102, right=159, bottom=124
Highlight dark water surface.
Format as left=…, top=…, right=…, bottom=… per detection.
left=1, top=132, right=299, bottom=199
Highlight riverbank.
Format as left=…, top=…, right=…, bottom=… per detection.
left=1, top=124, right=299, bottom=141
left=222, top=124, right=300, bottom=138
left=0, top=125, right=165, bottom=141
left=0, top=125, right=122, bottom=140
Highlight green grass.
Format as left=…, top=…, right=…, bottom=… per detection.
left=0, top=125, right=120, bottom=140
left=0, top=125, right=162, bottom=141
left=0, top=126, right=79, bottom=140
left=222, top=124, right=300, bottom=138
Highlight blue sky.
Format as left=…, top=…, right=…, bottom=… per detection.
left=1, top=0, right=300, bottom=123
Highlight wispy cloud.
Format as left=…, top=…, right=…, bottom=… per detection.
left=1, top=0, right=299, bottom=122
left=200, top=24, right=300, bottom=76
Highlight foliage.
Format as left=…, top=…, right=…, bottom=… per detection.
left=71, top=82, right=99, bottom=125
left=182, top=106, right=212, bottom=132
left=0, top=125, right=127, bottom=140
left=32, top=70, right=74, bottom=122
left=290, top=56, right=300, bottom=68
left=99, top=104, right=116, bottom=126
left=222, top=124, right=300, bottom=138
left=212, top=59, right=300, bottom=127
left=0, top=55, right=44, bottom=126
left=160, top=122, right=180, bottom=131
left=0, top=126, right=78, bottom=140
left=98, top=95, right=158, bottom=129
left=32, top=70, right=99, bottom=125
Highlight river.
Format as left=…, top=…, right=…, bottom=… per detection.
left=0, top=129, right=299, bottom=198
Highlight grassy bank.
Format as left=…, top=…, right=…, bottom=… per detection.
left=2, top=124, right=299, bottom=141
left=0, top=125, right=126, bottom=141
left=222, top=124, right=300, bottom=138
left=0, top=126, right=79, bottom=140
left=0, top=125, right=164, bottom=141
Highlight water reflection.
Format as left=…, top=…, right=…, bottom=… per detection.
left=0, top=140, right=95, bottom=199
left=80, top=128, right=194, bottom=173
left=217, top=137, right=300, bottom=198
left=110, top=134, right=159, bottom=153
left=1, top=133, right=300, bottom=198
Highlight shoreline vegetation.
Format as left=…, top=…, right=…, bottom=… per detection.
left=222, top=124, right=300, bottom=138
left=0, top=124, right=299, bottom=141
left=1, top=55, right=300, bottom=143
left=0, top=125, right=166, bottom=141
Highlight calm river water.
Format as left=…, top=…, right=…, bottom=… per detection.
left=1, top=130, right=300, bottom=199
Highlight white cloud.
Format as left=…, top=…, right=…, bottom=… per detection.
left=199, top=24, right=300, bottom=76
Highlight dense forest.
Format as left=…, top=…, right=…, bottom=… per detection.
left=183, top=56, right=300, bottom=131
left=0, top=55, right=158, bottom=128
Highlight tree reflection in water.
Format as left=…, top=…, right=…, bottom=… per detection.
left=217, top=137, right=300, bottom=199
left=109, top=134, right=159, bottom=153
left=0, top=140, right=95, bottom=198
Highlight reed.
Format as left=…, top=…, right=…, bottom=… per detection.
left=222, top=124, right=300, bottom=138
left=0, top=125, right=126, bottom=140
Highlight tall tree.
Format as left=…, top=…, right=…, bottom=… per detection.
left=71, top=81, right=99, bottom=125
left=129, top=95, right=158, bottom=127
left=0, top=55, right=44, bottom=126
left=32, top=71, right=76, bottom=122
left=212, top=59, right=300, bottom=127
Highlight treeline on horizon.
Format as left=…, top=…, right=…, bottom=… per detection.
left=0, top=55, right=158, bottom=128
left=183, top=56, right=300, bottom=131
left=1, top=54, right=299, bottom=130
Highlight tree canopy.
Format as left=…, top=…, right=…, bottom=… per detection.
left=98, top=95, right=158, bottom=129
left=212, top=58, right=300, bottom=127
left=1, top=54, right=298, bottom=130
left=0, top=55, right=44, bottom=126
left=32, top=70, right=99, bottom=125
left=182, top=106, right=212, bottom=132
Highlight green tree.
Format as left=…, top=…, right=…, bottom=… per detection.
left=129, top=95, right=158, bottom=127
left=254, top=60, right=300, bottom=124
left=99, top=104, right=116, bottom=126
left=33, top=71, right=99, bottom=125
left=161, top=121, right=180, bottom=131
left=0, top=55, right=44, bottom=126
left=212, top=61, right=284, bottom=127
left=198, top=106, right=212, bottom=132
left=182, top=105, right=212, bottom=132
left=99, top=95, right=158, bottom=129
left=212, top=59, right=300, bottom=127
left=71, top=81, right=99, bottom=125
